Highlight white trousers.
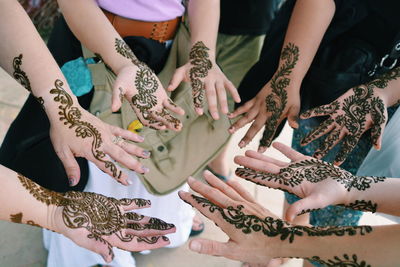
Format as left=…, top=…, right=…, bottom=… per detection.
left=43, top=161, right=194, bottom=267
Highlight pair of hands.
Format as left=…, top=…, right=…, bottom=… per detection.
left=229, top=80, right=388, bottom=165
left=52, top=191, right=175, bottom=263
left=180, top=143, right=375, bottom=263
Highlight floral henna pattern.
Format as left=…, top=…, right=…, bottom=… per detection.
left=12, top=54, right=45, bottom=108
left=235, top=158, right=385, bottom=192
left=191, top=195, right=372, bottom=244
left=189, top=41, right=212, bottom=109
left=17, top=173, right=157, bottom=259
left=338, top=200, right=377, bottom=213
left=308, top=254, right=370, bottom=267
left=50, top=79, right=122, bottom=180
left=114, top=38, right=181, bottom=130
left=260, top=43, right=299, bottom=148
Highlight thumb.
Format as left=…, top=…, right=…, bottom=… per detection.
left=285, top=195, right=323, bottom=222
left=167, top=67, right=187, bottom=91
left=111, top=85, right=124, bottom=112
left=189, top=238, right=229, bottom=257
left=287, top=105, right=300, bottom=129
left=56, top=148, right=81, bottom=187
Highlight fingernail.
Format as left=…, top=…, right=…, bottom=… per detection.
left=239, top=140, right=245, bottom=148
left=68, top=177, right=75, bottom=186
left=142, top=150, right=151, bottom=157
left=190, top=241, right=201, bottom=252
left=187, top=176, right=195, bottom=183
left=137, top=136, right=145, bottom=142
left=141, top=166, right=150, bottom=173
left=127, top=178, right=133, bottom=185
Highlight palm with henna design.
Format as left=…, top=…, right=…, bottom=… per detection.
left=111, top=38, right=184, bottom=131
left=300, top=83, right=387, bottom=165
left=234, top=142, right=384, bottom=222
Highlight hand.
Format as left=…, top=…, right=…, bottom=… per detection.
left=167, top=44, right=240, bottom=120
left=234, top=142, right=384, bottom=221
left=53, top=192, right=176, bottom=263
left=111, top=38, right=184, bottom=131
left=178, top=171, right=279, bottom=264
left=228, top=43, right=301, bottom=152
left=300, top=83, right=388, bottom=165
left=49, top=79, right=149, bottom=186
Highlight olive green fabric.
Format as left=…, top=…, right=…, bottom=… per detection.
left=84, top=24, right=264, bottom=195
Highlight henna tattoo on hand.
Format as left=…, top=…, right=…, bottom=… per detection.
left=338, top=200, right=377, bottom=213
left=235, top=158, right=385, bottom=192
left=10, top=212, right=41, bottom=227
left=308, top=254, right=370, bottom=267
left=12, top=54, right=45, bottom=108
left=189, top=41, right=212, bottom=109
left=137, top=236, right=169, bottom=244
left=114, top=38, right=181, bottom=129
left=17, top=173, right=161, bottom=259
left=50, top=79, right=122, bottom=180
left=301, top=68, right=399, bottom=162
left=191, top=195, right=372, bottom=244
left=260, top=43, right=299, bottom=148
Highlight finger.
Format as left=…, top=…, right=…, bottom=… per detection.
left=272, top=142, right=305, bottom=162
left=227, top=98, right=255, bottom=119
left=285, top=195, right=328, bottom=222
left=216, top=81, right=229, bottom=114
left=258, top=118, right=281, bottom=152
left=334, top=136, right=358, bottom=165
left=239, top=116, right=265, bottom=148
left=110, top=125, right=145, bottom=143
left=118, top=140, right=151, bottom=159
left=163, top=98, right=185, bottom=116
left=300, top=118, right=335, bottom=146
left=203, top=170, right=246, bottom=202
left=87, top=236, right=114, bottom=263
left=205, top=81, right=219, bottom=119
left=55, top=148, right=81, bottom=187
left=235, top=168, right=299, bottom=193
left=112, top=86, right=125, bottom=112
left=167, top=67, right=187, bottom=91
left=113, top=235, right=170, bottom=252
left=229, top=105, right=260, bottom=135
left=120, top=198, right=151, bottom=210
left=187, top=177, right=237, bottom=208
left=287, top=105, right=300, bottom=129
left=234, top=156, right=281, bottom=173
left=313, top=129, right=343, bottom=159
left=244, top=150, right=288, bottom=167
left=371, top=124, right=384, bottom=150
left=149, top=109, right=182, bottom=131
left=300, top=101, right=339, bottom=119
left=103, top=145, right=146, bottom=174
left=225, top=80, right=241, bottom=103
left=126, top=217, right=176, bottom=236
left=87, top=153, right=129, bottom=185
left=189, top=238, right=230, bottom=258
left=226, top=179, right=257, bottom=203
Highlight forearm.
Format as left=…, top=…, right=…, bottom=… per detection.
left=0, top=0, right=79, bottom=124
left=187, top=0, right=220, bottom=60
left=0, top=164, right=58, bottom=231
left=278, top=0, right=335, bottom=87
left=57, top=0, right=134, bottom=73
left=345, top=177, right=400, bottom=216
left=276, top=224, right=400, bottom=266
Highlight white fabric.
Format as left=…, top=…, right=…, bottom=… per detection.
left=357, top=108, right=400, bottom=222
left=43, top=161, right=194, bottom=267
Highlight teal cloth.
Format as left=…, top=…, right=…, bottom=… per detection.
left=61, top=57, right=95, bottom=97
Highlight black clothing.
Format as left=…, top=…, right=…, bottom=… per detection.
left=219, top=0, right=282, bottom=35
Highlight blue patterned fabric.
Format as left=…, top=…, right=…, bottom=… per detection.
left=61, top=57, right=95, bottom=97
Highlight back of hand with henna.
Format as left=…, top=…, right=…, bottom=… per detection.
left=300, top=68, right=400, bottom=165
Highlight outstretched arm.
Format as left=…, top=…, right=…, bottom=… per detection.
left=57, top=0, right=184, bottom=130
left=235, top=142, right=400, bottom=220
left=180, top=171, right=399, bottom=266
left=0, top=164, right=175, bottom=263
left=0, top=0, right=149, bottom=186
left=229, top=0, right=336, bottom=152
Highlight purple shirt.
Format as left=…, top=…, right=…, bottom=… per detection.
left=97, top=0, right=184, bottom=22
